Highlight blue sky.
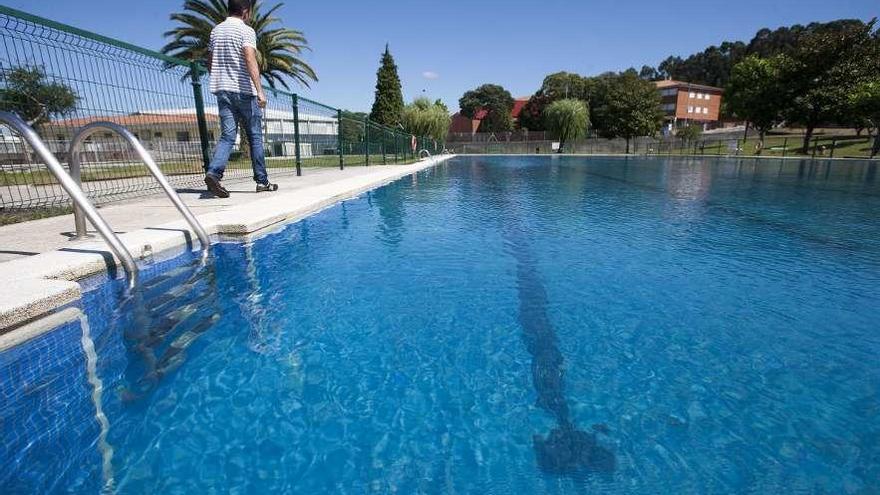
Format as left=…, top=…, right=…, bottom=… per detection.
left=2, top=0, right=877, bottom=112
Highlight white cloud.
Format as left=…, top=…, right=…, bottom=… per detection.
left=422, top=71, right=440, bottom=80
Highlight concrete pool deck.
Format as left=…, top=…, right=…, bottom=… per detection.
left=0, top=156, right=454, bottom=335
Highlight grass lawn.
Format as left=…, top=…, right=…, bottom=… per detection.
left=678, top=135, right=877, bottom=159
left=0, top=206, right=74, bottom=226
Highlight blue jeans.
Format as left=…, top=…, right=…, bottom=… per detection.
left=206, top=91, right=268, bottom=184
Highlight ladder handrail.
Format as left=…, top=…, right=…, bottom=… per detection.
left=0, top=112, right=139, bottom=288
left=419, top=149, right=432, bottom=160
left=68, top=122, right=211, bottom=258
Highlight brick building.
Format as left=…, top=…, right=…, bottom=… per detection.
left=654, top=80, right=723, bottom=132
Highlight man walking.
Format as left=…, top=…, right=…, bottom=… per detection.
left=204, top=0, right=278, bottom=198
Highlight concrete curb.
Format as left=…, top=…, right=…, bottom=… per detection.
left=0, top=155, right=455, bottom=335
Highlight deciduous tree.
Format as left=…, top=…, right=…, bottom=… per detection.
left=544, top=99, right=589, bottom=153
left=459, top=84, right=515, bottom=133
left=402, top=97, right=451, bottom=142
left=783, top=19, right=878, bottom=152
left=725, top=55, right=790, bottom=151
left=850, top=80, right=880, bottom=157
left=0, top=67, right=78, bottom=126
left=592, top=72, right=663, bottom=153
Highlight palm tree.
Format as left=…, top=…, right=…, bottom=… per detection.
left=161, top=0, right=317, bottom=89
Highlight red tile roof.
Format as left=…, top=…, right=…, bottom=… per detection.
left=511, top=98, right=528, bottom=119
left=46, top=113, right=219, bottom=128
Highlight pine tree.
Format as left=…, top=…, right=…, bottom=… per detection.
left=369, top=44, right=404, bottom=126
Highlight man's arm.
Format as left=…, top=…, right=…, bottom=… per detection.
left=243, top=46, right=265, bottom=108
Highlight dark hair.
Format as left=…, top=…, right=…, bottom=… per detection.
left=228, top=0, right=252, bottom=16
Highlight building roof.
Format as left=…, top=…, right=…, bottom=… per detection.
left=511, top=98, right=529, bottom=120
left=45, top=113, right=220, bottom=128
left=654, top=80, right=724, bottom=93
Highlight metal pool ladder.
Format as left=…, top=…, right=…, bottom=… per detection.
left=68, top=122, right=211, bottom=259
left=419, top=149, right=432, bottom=160
left=0, top=111, right=140, bottom=287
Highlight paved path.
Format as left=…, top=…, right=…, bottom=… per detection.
left=0, top=166, right=396, bottom=263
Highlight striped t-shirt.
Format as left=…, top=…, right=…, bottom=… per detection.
left=208, top=17, right=258, bottom=95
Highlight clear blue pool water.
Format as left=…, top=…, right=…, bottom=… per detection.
left=2, top=156, right=880, bottom=494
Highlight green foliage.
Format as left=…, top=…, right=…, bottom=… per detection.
left=162, top=0, right=318, bottom=88
left=726, top=55, right=790, bottom=141
left=592, top=72, right=664, bottom=152
left=0, top=67, right=78, bottom=126
left=459, top=84, right=515, bottom=132
left=543, top=99, right=589, bottom=152
left=639, top=65, right=660, bottom=81
left=518, top=94, right=549, bottom=131
left=656, top=41, right=748, bottom=87
left=647, top=19, right=872, bottom=88
left=340, top=110, right=367, bottom=144
left=781, top=19, right=878, bottom=151
left=369, top=45, right=405, bottom=127
left=675, top=124, right=703, bottom=142
left=850, top=80, right=880, bottom=128
left=402, top=97, right=450, bottom=142
left=518, top=72, right=588, bottom=131
left=850, top=80, right=880, bottom=156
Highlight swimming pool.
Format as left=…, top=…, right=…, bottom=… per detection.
left=2, top=155, right=879, bottom=493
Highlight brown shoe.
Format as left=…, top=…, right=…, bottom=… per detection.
left=205, top=175, right=230, bottom=198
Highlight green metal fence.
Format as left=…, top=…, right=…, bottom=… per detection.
left=449, top=133, right=880, bottom=159
left=0, top=5, right=438, bottom=216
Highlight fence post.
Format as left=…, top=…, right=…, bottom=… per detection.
left=292, top=94, right=302, bottom=176
left=364, top=118, right=370, bottom=166
left=382, top=127, right=387, bottom=165
left=337, top=109, right=344, bottom=170
left=189, top=63, right=212, bottom=171
left=782, top=138, right=787, bottom=158
left=812, top=136, right=818, bottom=159
left=830, top=138, right=836, bottom=159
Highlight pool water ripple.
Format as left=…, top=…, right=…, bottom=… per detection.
left=2, top=156, right=879, bottom=493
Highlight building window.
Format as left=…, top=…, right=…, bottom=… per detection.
left=689, top=92, right=696, bottom=99
left=703, top=107, right=709, bottom=115
left=154, top=132, right=163, bottom=139
left=687, top=106, right=694, bottom=113
left=704, top=94, right=711, bottom=101
left=176, top=131, right=191, bottom=142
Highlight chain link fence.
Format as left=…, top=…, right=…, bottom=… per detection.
left=0, top=5, right=438, bottom=221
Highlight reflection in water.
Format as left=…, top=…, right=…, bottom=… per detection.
left=118, top=258, right=221, bottom=401
left=242, top=241, right=282, bottom=355
left=374, top=181, right=407, bottom=248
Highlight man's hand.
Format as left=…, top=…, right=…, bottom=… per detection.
left=257, top=91, right=267, bottom=108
